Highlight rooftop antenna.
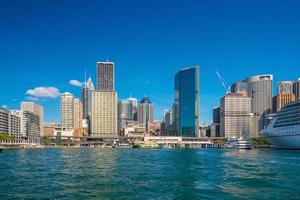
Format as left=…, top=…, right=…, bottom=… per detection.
left=106, top=56, right=109, bottom=62
left=84, top=68, right=87, bottom=84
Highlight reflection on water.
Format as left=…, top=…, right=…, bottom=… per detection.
left=0, top=148, right=299, bottom=199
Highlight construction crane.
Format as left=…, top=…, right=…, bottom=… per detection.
left=216, top=71, right=231, bottom=94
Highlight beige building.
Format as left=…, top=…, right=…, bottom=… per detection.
left=21, top=102, right=44, bottom=136
left=73, top=98, right=82, bottom=130
left=91, top=91, right=117, bottom=138
left=60, top=92, right=82, bottom=132
left=272, top=93, right=295, bottom=113
left=220, top=93, right=252, bottom=138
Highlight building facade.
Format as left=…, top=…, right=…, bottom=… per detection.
left=118, top=99, right=134, bottom=136
left=96, top=62, right=115, bottom=91
left=272, top=93, right=295, bottom=113
left=293, top=78, right=300, bottom=100
left=246, top=74, right=273, bottom=134
left=91, top=91, right=118, bottom=138
left=138, top=96, right=154, bottom=133
left=277, top=81, right=294, bottom=94
left=21, top=110, right=40, bottom=142
left=60, top=92, right=82, bottom=132
left=81, top=77, right=95, bottom=120
left=231, top=81, right=248, bottom=96
left=213, top=106, right=220, bottom=124
left=127, top=96, right=138, bottom=121
left=0, top=107, right=21, bottom=138
left=220, top=94, right=252, bottom=138
left=21, top=102, right=44, bottom=136
left=174, top=65, right=200, bottom=137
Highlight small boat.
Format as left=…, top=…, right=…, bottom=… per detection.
left=0, top=146, right=4, bottom=152
left=225, top=136, right=252, bottom=150
left=237, top=137, right=252, bottom=149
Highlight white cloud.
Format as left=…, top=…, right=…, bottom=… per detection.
left=26, top=87, right=60, bottom=98
left=2, top=105, right=8, bottom=109
left=69, top=80, right=83, bottom=87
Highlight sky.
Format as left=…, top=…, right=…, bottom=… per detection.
left=1, top=0, right=300, bottom=123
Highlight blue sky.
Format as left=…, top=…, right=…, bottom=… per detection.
left=1, top=0, right=300, bottom=123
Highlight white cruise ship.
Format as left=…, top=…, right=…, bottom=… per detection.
left=260, top=100, right=300, bottom=149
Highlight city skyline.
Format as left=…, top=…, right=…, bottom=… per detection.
left=1, top=0, right=300, bottom=123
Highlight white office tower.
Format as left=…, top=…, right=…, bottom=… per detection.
left=220, top=93, right=252, bottom=138
left=246, top=74, right=273, bottom=136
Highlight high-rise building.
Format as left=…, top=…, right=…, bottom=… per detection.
left=246, top=74, right=273, bottom=134
left=127, top=96, right=138, bottom=121
left=293, top=78, right=300, bottom=100
left=73, top=98, right=82, bottom=130
left=96, top=62, right=115, bottom=91
left=213, top=106, right=220, bottom=124
left=220, top=93, right=252, bottom=138
left=272, top=93, right=295, bottom=113
left=163, top=109, right=172, bottom=126
left=0, top=107, right=10, bottom=135
left=91, top=91, right=118, bottom=138
left=9, top=110, right=21, bottom=138
left=163, top=109, right=173, bottom=136
left=277, top=81, right=293, bottom=94
left=174, top=65, right=200, bottom=137
left=21, top=102, right=44, bottom=136
left=138, top=96, right=153, bottom=133
left=231, top=82, right=248, bottom=96
left=60, top=92, right=82, bottom=131
left=61, top=92, right=75, bottom=130
left=20, top=110, right=40, bottom=142
left=81, top=77, right=95, bottom=120
left=117, top=100, right=134, bottom=136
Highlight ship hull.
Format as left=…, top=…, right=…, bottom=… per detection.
left=266, top=135, right=300, bottom=149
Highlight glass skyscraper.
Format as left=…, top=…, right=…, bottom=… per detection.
left=174, top=65, right=200, bottom=137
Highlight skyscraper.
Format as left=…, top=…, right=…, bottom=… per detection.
left=60, top=92, right=82, bottom=131
left=293, top=78, right=300, bottom=100
left=117, top=100, right=134, bottom=136
left=61, top=92, right=74, bottom=130
left=220, top=93, right=252, bottom=138
left=272, top=93, right=295, bottom=113
left=73, top=98, right=82, bottom=130
left=174, top=65, right=200, bottom=137
left=272, top=81, right=295, bottom=113
left=91, top=61, right=118, bottom=138
left=20, top=102, right=44, bottom=136
left=213, top=106, right=220, bottom=124
left=138, top=96, right=153, bottom=133
left=277, top=81, right=293, bottom=94
left=127, top=96, right=138, bottom=121
left=96, top=62, right=115, bottom=91
left=246, top=74, right=273, bottom=134
left=81, top=77, right=95, bottom=120
left=91, top=91, right=117, bottom=138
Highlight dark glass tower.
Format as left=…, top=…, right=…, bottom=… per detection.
left=174, top=65, right=200, bottom=137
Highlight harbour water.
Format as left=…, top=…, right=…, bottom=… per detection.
left=0, top=148, right=299, bottom=199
